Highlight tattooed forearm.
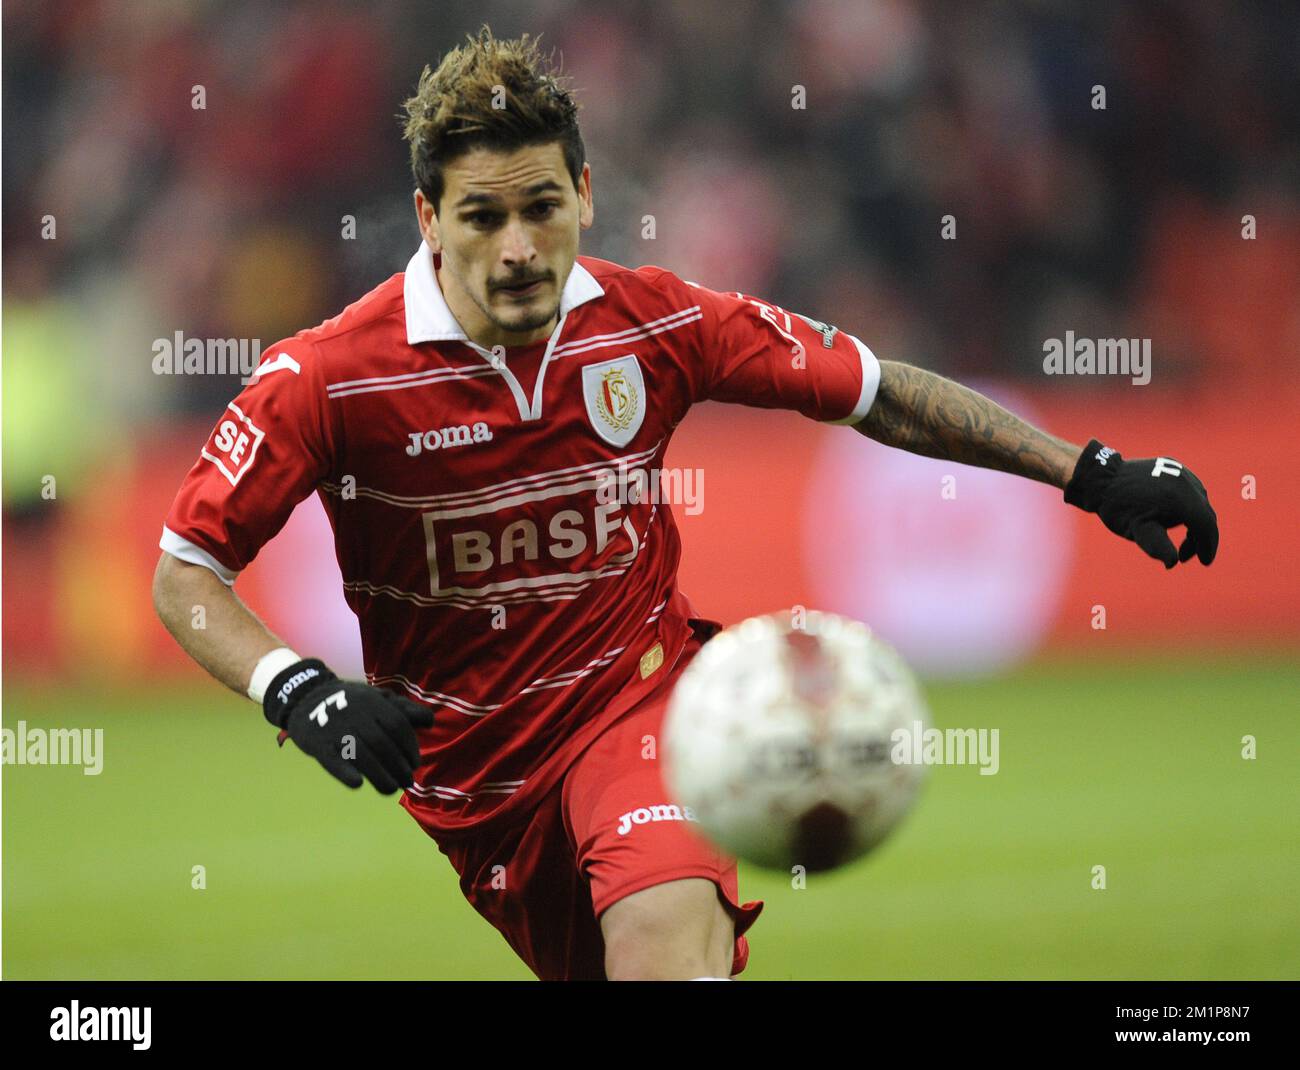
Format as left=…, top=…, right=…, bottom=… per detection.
left=854, top=361, right=1082, bottom=488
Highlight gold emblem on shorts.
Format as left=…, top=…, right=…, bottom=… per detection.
left=639, top=641, right=665, bottom=679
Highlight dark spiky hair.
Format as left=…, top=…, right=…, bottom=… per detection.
left=401, top=27, right=585, bottom=211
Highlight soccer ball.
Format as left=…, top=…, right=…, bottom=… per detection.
left=662, top=611, right=929, bottom=872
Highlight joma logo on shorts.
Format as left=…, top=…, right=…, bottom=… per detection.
left=616, top=803, right=699, bottom=836
left=406, top=422, right=493, bottom=456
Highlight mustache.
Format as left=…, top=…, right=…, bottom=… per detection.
left=490, top=271, right=553, bottom=291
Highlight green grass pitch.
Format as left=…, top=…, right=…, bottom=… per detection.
left=4, top=655, right=1297, bottom=979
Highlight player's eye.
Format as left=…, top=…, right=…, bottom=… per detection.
left=527, top=201, right=560, bottom=219
left=464, top=210, right=502, bottom=228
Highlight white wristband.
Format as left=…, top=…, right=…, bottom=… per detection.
left=248, top=647, right=303, bottom=704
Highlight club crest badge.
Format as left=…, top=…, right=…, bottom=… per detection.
left=582, top=354, right=645, bottom=447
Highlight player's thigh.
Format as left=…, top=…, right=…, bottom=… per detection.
left=599, top=875, right=735, bottom=980
left=562, top=654, right=763, bottom=979
left=430, top=790, right=606, bottom=980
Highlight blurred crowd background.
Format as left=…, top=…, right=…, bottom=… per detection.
left=4, top=0, right=1299, bottom=677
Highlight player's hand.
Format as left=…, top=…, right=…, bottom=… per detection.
left=1064, top=438, right=1219, bottom=569
left=262, top=659, right=434, bottom=792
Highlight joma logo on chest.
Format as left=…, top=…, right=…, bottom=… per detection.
left=406, top=421, right=494, bottom=456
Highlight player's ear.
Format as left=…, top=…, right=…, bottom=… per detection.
left=414, top=189, right=442, bottom=253
left=577, top=163, right=594, bottom=230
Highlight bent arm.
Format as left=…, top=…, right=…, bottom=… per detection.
left=152, top=552, right=288, bottom=696
left=854, top=360, right=1081, bottom=489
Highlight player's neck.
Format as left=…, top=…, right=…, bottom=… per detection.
left=437, top=264, right=558, bottom=350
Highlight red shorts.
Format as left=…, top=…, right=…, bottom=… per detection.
left=427, top=635, right=764, bottom=980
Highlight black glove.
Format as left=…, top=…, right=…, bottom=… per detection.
left=263, top=659, right=434, bottom=792
left=1064, top=439, right=1219, bottom=569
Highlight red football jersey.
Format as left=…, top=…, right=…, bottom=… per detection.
left=161, top=244, right=880, bottom=836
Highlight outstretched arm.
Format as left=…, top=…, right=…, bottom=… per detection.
left=854, top=360, right=1081, bottom=488
left=852, top=360, right=1219, bottom=568
left=153, top=552, right=433, bottom=792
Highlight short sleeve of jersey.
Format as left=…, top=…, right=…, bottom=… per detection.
left=160, top=337, right=332, bottom=585
left=682, top=277, right=881, bottom=423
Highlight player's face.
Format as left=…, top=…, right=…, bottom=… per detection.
left=417, top=142, right=593, bottom=347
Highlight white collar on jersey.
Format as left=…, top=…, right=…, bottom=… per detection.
left=403, top=242, right=605, bottom=345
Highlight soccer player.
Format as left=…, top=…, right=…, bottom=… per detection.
left=152, top=29, right=1219, bottom=981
